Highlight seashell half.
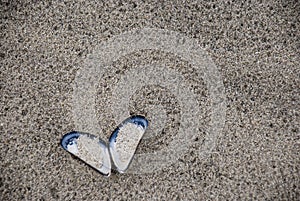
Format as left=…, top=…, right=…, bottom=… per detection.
left=109, top=115, right=148, bottom=173
left=61, top=131, right=111, bottom=177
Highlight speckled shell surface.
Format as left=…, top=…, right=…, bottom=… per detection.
left=61, top=131, right=112, bottom=177
left=109, top=115, right=148, bottom=173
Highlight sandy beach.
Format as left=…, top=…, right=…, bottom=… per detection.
left=1, top=1, right=299, bottom=200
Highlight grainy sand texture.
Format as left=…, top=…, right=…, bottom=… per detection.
left=1, top=0, right=299, bottom=200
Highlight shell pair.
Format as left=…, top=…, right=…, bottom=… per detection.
left=61, top=115, right=148, bottom=177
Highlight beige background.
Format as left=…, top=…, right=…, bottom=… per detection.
left=1, top=0, right=299, bottom=200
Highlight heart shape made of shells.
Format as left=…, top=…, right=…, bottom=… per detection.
left=61, top=115, right=148, bottom=177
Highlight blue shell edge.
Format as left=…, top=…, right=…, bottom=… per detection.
left=60, top=131, right=81, bottom=151
left=109, top=115, right=148, bottom=143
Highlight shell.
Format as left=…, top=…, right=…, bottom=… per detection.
left=109, top=115, right=148, bottom=173
left=61, top=131, right=111, bottom=177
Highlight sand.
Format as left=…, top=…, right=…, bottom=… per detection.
left=1, top=0, right=299, bottom=200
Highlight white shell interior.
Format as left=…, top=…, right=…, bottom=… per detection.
left=110, top=122, right=146, bottom=173
left=66, top=135, right=111, bottom=176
